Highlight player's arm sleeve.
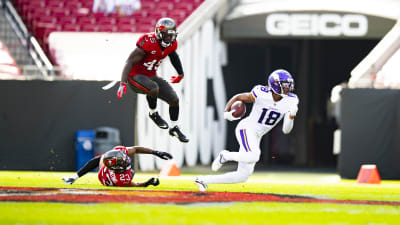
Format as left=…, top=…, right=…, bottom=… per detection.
left=288, top=97, right=299, bottom=117
left=168, top=51, right=184, bottom=75
left=77, top=155, right=101, bottom=177
left=282, top=113, right=294, bottom=134
left=282, top=98, right=299, bottom=134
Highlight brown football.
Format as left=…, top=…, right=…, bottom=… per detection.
left=231, top=101, right=246, bottom=118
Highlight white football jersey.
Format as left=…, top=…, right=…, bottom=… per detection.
left=237, top=85, right=299, bottom=137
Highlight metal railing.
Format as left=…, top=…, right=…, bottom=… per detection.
left=1, top=0, right=56, bottom=77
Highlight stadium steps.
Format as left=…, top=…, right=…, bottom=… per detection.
left=0, top=6, right=33, bottom=68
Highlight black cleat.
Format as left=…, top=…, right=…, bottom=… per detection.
left=169, top=125, right=189, bottom=143
left=149, top=112, right=169, bottom=129
left=62, top=176, right=76, bottom=185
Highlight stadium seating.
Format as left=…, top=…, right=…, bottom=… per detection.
left=12, top=0, right=204, bottom=59
left=0, top=41, right=22, bottom=78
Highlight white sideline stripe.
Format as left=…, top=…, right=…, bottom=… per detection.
left=134, top=174, right=342, bottom=184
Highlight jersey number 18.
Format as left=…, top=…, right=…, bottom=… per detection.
left=258, top=108, right=280, bottom=126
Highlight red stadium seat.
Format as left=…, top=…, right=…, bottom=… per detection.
left=97, top=17, right=118, bottom=25
left=12, top=0, right=205, bottom=63
left=118, top=17, right=136, bottom=25
left=78, top=16, right=97, bottom=25
left=46, top=1, right=64, bottom=9
left=140, top=2, right=156, bottom=11
left=81, top=24, right=99, bottom=32
left=167, top=9, right=187, bottom=21
left=135, top=17, right=157, bottom=27
left=174, top=2, right=194, bottom=11
left=117, top=24, right=137, bottom=33
left=64, top=3, right=84, bottom=15
left=34, top=22, right=61, bottom=41
left=59, top=17, right=77, bottom=25
left=62, top=23, right=81, bottom=32
left=28, top=1, right=46, bottom=9
left=98, top=24, right=118, bottom=32
left=26, top=8, right=51, bottom=25
left=157, top=2, right=174, bottom=10
left=150, top=9, right=168, bottom=20
left=52, top=8, right=71, bottom=19
left=80, top=0, right=93, bottom=8
left=135, top=24, right=153, bottom=33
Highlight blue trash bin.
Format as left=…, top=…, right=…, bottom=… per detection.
left=75, top=130, right=95, bottom=170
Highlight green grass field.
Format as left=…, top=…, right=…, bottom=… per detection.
left=0, top=170, right=400, bottom=225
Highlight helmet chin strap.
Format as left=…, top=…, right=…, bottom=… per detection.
left=160, top=41, right=170, bottom=48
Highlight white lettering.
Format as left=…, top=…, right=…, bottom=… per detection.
left=266, top=14, right=289, bottom=35
left=291, top=14, right=312, bottom=36
left=319, top=14, right=341, bottom=36
left=342, top=14, right=368, bottom=36
left=266, top=13, right=368, bottom=37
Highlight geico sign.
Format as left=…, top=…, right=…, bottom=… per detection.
left=266, top=14, right=368, bottom=37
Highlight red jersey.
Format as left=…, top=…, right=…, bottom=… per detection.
left=98, top=166, right=133, bottom=186
left=129, top=32, right=178, bottom=77
left=97, top=146, right=133, bottom=186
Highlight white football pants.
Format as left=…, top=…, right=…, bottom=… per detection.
left=199, top=127, right=261, bottom=184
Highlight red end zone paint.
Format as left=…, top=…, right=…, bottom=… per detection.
left=0, top=187, right=399, bottom=206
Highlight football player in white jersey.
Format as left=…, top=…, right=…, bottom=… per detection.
left=194, top=69, right=299, bottom=191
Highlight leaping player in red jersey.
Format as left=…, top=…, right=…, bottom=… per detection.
left=62, top=145, right=172, bottom=187
left=117, top=17, right=189, bottom=143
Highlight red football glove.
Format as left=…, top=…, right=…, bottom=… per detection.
left=171, top=74, right=184, bottom=83
left=117, top=82, right=127, bottom=99
left=113, top=146, right=127, bottom=151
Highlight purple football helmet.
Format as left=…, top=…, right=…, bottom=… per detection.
left=267, top=69, right=294, bottom=97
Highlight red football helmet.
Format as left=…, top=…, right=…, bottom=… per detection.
left=155, top=17, right=177, bottom=48
left=102, top=149, right=131, bottom=173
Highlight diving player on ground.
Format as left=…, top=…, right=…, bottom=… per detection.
left=62, top=145, right=172, bottom=187
left=195, top=69, right=299, bottom=191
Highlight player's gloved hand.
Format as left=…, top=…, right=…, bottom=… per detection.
left=224, top=110, right=240, bottom=121
left=144, top=177, right=160, bottom=187
left=171, top=73, right=184, bottom=83
left=152, top=150, right=173, bottom=160
left=117, top=82, right=127, bottom=99
left=288, top=104, right=298, bottom=117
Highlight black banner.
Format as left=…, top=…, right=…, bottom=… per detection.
left=0, top=80, right=136, bottom=171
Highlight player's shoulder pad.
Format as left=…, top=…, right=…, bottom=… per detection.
left=251, top=85, right=269, bottom=99
left=136, top=33, right=157, bottom=52
left=287, top=93, right=299, bottom=104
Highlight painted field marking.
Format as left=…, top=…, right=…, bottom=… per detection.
left=0, top=187, right=399, bottom=206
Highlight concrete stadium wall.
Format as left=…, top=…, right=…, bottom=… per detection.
left=0, top=80, right=136, bottom=171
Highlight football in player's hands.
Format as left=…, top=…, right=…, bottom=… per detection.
left=231, top=101, right=246, bottom=118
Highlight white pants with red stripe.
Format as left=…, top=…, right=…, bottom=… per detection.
left=199, top=127, right=261, bottom=184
